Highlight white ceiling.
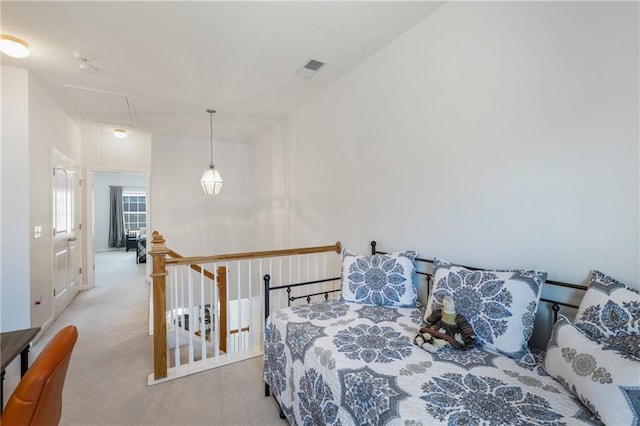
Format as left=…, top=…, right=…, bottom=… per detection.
left=1, top=1, right=443, bottom=143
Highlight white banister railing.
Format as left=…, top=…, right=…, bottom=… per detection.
left=148, top=231, right=342, bottom=385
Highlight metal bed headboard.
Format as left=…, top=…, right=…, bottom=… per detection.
left=263, top=240, right=587, bottom=326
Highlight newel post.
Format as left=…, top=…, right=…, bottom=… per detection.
left=150, top=231, right=169, bottom=380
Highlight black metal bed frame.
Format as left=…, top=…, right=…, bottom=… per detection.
left=263, top=240, right=588, bottom=404
left=263, top=240, right=586, bottom=322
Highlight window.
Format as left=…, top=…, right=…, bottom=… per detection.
left=122, top=193, right=146, bottom=231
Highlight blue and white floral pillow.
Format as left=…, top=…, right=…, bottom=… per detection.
left=340, top=249, right=418, bottom=307
left=544, top=316, right=640, bottom=426
left=574, top=270, right=640, bottom=359
left=426, top=258, right=546, bottom=364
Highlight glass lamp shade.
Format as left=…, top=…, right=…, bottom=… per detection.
left=200, top=166, right=223, bottom=196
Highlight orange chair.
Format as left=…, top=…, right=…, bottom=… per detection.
left=1, top=325, right=78, bottom=425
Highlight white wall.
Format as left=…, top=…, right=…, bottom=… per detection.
left=82, top=129, right=151, bottom=172
left=0, top=66, right=83, bottom=332
left=250, top=1, right=639, bottom=296
left=1, top=67, right=31, bottom=331
left=151, top=134, right=251, bottom=256
left=248, top=124, right=289, bottom=251
left=82, top=129, right=151, bottom=287
left=92, top=172, right=146, bottom=251
left=28, top=73, right=83, bottom=329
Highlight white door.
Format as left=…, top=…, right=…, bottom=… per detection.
left=53, top=155, right=82, bottom=317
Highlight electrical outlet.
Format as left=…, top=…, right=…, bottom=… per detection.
left=34, top=225, right=43, bottom=239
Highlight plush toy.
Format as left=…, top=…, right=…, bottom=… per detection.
left=414, top=296, right=476, bottom=353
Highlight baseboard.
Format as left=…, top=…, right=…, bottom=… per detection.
left=33, top=317, right=54, bottom=344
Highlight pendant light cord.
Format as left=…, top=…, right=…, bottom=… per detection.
left=209, top=110, right=214, bottom=167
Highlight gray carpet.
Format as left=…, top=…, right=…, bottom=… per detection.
left=3, top=250, right=286, bottom=425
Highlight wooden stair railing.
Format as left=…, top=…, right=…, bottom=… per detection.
left=166, top=248, right=229, bottom=353
left=149, top=230, right=342, bottom=380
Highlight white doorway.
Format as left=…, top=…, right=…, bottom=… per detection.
left=90, top=171, right=148, bottom=287
left=52, top=151, right=82, bottom=318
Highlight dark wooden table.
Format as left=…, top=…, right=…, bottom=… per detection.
left=1, top=327, right=40, bottom=412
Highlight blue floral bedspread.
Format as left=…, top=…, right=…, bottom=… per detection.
left=263, top=300, right=599, bottom=425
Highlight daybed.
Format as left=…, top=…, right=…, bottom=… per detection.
left=263, top=241, right=640, bottom=425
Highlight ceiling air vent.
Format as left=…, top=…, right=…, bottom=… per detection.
left=294, top=58, right=327, bottom=79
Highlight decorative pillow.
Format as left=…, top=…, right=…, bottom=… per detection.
left=544, top=316, right=640, bottom=426
left=574, top=270, right=640, bottom=359
left=426, top=258, right=546, bottom=363
left=340, top=249, right=417, bottom=307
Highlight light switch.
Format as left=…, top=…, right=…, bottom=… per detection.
left=34, top=225, right=42, bottom=239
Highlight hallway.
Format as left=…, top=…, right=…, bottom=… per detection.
left=3, top=250, right=284, bottom=425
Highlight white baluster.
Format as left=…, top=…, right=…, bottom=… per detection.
left=315, top=254, right=318, bottom=299
left=279, top=257, right=283, bottom=309
left=225, top=261, right=230, bottom=358
left=297, top=255, right=301, bottom=304
left=323, top=252, right=329, bottom=300
left=248, top=260, right=253, bottom=352
left=187, top=268, right=194, bottom=368
left=307, top=254, right=314, bottom=301
left=289, top=256, right=293, bottom=301
left=260, top=259, right=264, bottom=351
left=213, top=262, right=219, bottom=360
left=173, top=267, right=180, bottom=372
left=237, top=261, right=242, bottom=354
left=200, top=265, right=206, bottom=364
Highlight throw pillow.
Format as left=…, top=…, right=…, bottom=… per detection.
left=426, top=258, right=546, bottom=363
left=544, top=315, right=640, bottom=426
left=340, top=249, right=417, bottom=307
left=574, top=270, right=640, bottom=359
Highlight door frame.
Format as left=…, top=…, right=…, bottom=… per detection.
left=84, top=167, right=151, bottom=289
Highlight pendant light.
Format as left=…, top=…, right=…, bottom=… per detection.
left=200, top=109, right=223, bottom=195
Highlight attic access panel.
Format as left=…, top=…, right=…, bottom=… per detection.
left=62, top=84, right=137, bottom=126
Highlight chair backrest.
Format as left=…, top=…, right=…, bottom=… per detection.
left=1, top=325, right=78, bottom=426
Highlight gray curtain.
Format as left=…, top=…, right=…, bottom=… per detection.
left=108, top=186, right=125, bottom=248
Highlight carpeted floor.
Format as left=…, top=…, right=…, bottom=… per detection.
left=3, top=250, right=286, bottom=425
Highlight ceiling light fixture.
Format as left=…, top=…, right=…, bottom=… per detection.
left=200, top=109, right=223, bottom=196
left=0, top=34, right=30, bottom=58
left=113, top=129, right=127, bottom=138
